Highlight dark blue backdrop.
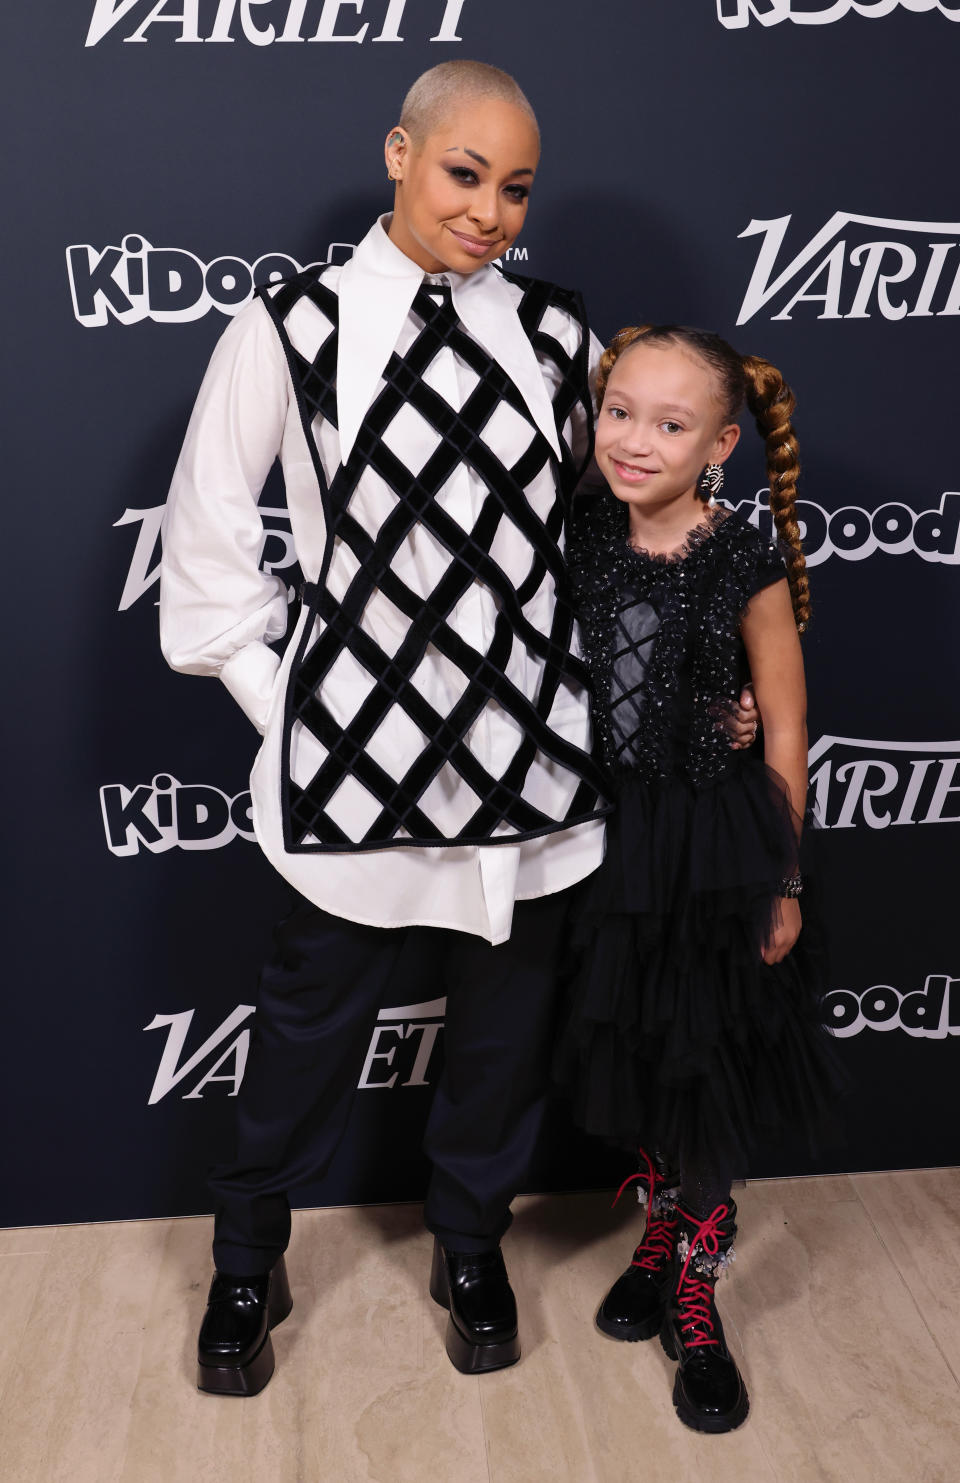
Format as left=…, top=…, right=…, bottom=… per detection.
left=4, top=0, right=958, bottom=1227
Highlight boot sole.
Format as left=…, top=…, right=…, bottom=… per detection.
left=659, top=1325, right=750, bottom=1433
left=429, top=1245, right=520, bottom=1375
left=596, top=1305, right=664, bottom=1343
left=197, top=1261, right=293, bottom=1398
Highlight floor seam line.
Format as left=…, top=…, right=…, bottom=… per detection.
left=0, top=1243, right=53, bottom=1417
left=478, top=1374, right=494, bottom=1483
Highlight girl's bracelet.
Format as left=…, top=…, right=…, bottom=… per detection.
left=778, top=874, right=803, bottom=899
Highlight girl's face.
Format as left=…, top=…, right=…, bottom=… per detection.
left=385, top=98, right=539, bottom=275
left=595, top=341, right=740, bottom=515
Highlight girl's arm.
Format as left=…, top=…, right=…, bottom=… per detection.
left=740, top=576, right=808, bottom=964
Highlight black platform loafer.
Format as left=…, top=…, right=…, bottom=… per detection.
left=196, top=1253, right=293, bottom=1396
left=429, top=1236, right=520, bottom=1374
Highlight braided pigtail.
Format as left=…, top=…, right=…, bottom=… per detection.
left=595, top=325, right=654, bottom=406
left=741, top=355, right=811, bottom=633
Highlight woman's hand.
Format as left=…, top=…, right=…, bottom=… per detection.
left=712, top=686, right=761, bottom=749
left=762, top=897, right=802, bottom=964
left=728, top=686, right=760, bottom=750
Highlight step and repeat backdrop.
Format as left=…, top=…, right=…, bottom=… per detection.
left=3, top=0, right=958, bottom=1226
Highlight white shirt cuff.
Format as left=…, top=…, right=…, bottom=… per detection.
left=220, top=642, right=281, bottom=735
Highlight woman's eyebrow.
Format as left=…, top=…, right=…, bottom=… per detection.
left=444, top=146, right=534, bottom=177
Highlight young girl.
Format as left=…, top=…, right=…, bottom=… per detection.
left=556, top=325, right=841, bottom=1434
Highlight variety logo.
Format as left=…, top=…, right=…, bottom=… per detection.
left=67, top=234, right=353, bottom=328
left=115, top=503, right=298, bottom=611
left=736, top=213, right=960, bottom=324
left=357, top=996, right=446, bottom=1089
left=145, top=1004, right=256, bottom=1102
left=723, top=489, right=960, bottom=567
left=85, top=0, right=470, bottom=46
left=101, top=774, right=255, bottom=856
left=144, top=996, right=445, bottom=1102
left=719, top=0, right=960, bottom=27
left=808, top=738, right=960, bottom=829
left=822, top=974, right=960, bottom=1039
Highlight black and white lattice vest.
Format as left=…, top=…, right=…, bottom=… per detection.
left=260, top=269, right=612, bottom=852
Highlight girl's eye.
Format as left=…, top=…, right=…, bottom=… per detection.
left=608, top=407, right=628, bottom=420
left=660, top=421, right=683, bottom=435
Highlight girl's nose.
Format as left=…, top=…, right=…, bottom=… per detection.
left=618, top=425, right=654, bottom=456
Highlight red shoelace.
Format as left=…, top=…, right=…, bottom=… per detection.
left=611, top=1148, right=678, bottom=1274
left=674, top=1203, right=731, bottom=1349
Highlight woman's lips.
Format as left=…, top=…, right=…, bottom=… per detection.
left=447, top=227, right=501, bottom=257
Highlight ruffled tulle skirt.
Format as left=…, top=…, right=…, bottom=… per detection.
left=554, top=761, right=843, bottom=1172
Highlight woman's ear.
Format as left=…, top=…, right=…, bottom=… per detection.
left=384, top=127, right=408, bottom=182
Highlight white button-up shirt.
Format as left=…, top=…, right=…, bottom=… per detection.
left=160, top=216, right=606, bottom=945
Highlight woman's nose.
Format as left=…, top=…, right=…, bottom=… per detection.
left=465, top=187, right=500, bottom=233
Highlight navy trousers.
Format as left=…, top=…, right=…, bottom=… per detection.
left=209, top=887, right=573, bottom=1274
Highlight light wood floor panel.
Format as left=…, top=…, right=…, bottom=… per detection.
left=852, top=1168, right=960, bottom=1382
left=1, top=1172, right=958, bottom=1483
left=0, top=1221, right=167, bottom=1483
left=730, top=1175, right=960, bottom=1483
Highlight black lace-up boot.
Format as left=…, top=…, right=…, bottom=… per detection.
left=597, top=1148, right=680, bottom=1342
left=196, top=1255, right=293, bottom=1396
left=429, top=1238, right=520, bottom=1374
left=660, top=1202, right=749, bottom=1433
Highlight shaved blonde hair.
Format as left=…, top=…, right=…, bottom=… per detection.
left=398, top=60, right=539, bottom=148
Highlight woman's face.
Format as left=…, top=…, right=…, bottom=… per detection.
left=386, top=97, right=539, bottom=275
left=595, top=341, right=740, bottom=513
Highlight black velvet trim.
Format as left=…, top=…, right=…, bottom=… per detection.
left=265, top=271, right=612, bottom=851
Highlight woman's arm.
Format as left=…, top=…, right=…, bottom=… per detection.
left=740, top=576, right=808, bottom=963
left=160, top=299, right=292, bottom=734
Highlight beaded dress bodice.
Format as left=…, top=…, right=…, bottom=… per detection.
left=568, top=495, right=788, bottom=786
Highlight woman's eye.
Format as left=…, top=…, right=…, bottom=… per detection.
left=448, top=166, right=479, bottom=184
left=504, top=185, right=529, bottom=202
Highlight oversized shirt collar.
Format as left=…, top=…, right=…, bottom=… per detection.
left=336, top=214, right=562, bottom=465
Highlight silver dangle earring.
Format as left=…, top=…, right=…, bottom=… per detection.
left=698, top=463, right=724, bottom=499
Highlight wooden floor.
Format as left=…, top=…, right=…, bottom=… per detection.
left=2, top=1169, right=959, bottom=1482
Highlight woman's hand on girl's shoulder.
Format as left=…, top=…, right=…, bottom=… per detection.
left=762, top=898, right=802, bottom=965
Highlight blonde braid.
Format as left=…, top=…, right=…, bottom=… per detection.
left=741, top=355, right=811, bottom=633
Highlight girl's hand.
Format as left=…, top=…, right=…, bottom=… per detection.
left=762, top=898, right=802, bottom=964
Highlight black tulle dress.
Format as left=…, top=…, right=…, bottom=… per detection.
left=555, top=496, right=841, bottom=1174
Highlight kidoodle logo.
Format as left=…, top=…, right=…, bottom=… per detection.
left=101, top=774, right=255, bottom=856
left=723, top=489, right=960, bottom=567
left=808, top=737, right=960, bottom=829
left=737, top=213, right=960, bottom=324
left=67, top=234, right=354, bottom=328
left=144, top=997, right=445, bottom=1103
left=823, top=975, right=960, bottom=1040
left=69, top=233, right=530, bottom=327
left=719, top=0, right=960, bottom=27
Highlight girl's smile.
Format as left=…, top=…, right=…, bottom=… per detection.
left=609, top=458, right=660, bottom=483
